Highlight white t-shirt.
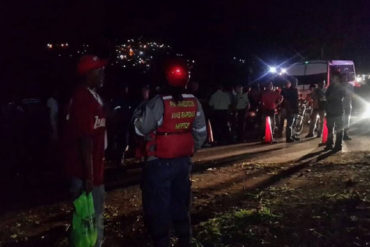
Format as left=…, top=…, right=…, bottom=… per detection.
left=209, top=90, right=232, bottom=110
left=236, top=93, right=250, bottom=110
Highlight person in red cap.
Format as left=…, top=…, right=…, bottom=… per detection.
left=133, top=58, right=207, bottom=247
left=62, top=55, right=107, bottom=247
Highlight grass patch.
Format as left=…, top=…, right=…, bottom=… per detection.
left=194, top=207, right=279, bottom=247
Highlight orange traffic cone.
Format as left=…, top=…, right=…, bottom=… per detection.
left=207, top=119, right=214, bottom=144
left=321, top=118, right=328, bottom=145
left=265, top=116, right=273, bottom=144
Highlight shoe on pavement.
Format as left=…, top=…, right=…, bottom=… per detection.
left=333, top=145, right=342, bottom=152
left=324, top=145, right=333, bottom=151
left=343, top=135, right=352, bottom=141
left=305, top=133, right=314, bottom=138
left=286, top=138, right=295, bottom=143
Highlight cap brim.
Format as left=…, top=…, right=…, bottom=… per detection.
left=80, top=59, right=108, bottom=75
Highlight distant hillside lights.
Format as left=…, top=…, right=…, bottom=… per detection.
left=46, top=43, right=69, bottom=49
left=44, top=40, right=194, bottom=73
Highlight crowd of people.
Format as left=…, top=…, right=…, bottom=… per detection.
left=207, top=71, right=353, bottom=149
left=0, top=54, right=354, bottom=247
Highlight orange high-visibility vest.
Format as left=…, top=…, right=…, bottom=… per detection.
left=146, top=94, right=197, bottom=158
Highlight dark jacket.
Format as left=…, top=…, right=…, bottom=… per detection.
left=281, top=87, right=299, bottom=114
left=325, top=83, right=345, bottom=117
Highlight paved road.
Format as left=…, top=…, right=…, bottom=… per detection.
left=195, top=118, right=370, bottom=164
left=2, top=120, right=369, bottom=213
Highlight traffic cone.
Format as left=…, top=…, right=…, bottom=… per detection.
left=207, top=119, right=214, bottom=143
left=265, top=116, right=273, bottom=144
left=321, top=118, right=328, bottom=145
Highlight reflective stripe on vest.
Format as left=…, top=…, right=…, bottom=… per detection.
left=146, top=94, right=197, bottom=158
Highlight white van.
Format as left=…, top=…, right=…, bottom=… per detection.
left=287, top=60, right=357, bottom=97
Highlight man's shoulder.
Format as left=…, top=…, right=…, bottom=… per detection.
left=72, top=86, right=90, bottom=99
left=211, top=90, right=221, bottom=96
left=47, top=97, right=57, bottom=106
left=145, top=95, right=163, bottom=109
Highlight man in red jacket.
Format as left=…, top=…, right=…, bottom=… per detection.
left=63, top=55, right=107, bottom=247
left=260, top=82, right=283, bottom=141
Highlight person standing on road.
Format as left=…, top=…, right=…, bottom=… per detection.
left=261, top=82, right=283, bottom=142
left=46, top=88, right=60, bottom=173
left=208, top=84, right=232, bottom=145
left=63, top=55, right=107, bottom=247
left=47, top=88, right=59, bottom=141
left=234, top=84, right=250, bottom=142
left=306, top=81, right=326, bottom=138
left=133, top=58, right=207, bottom=247
left=106, top=83, right=131, bottom=168
left=325, top=71, right=346, bottom=151
left=343, top=82, right=354, bottom=140
left=280, top=80, right=299, bottom=142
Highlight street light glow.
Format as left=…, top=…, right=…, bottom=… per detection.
left=269, top=66, right=277, bottom=73
left=281, top=68, right=287, bottom=74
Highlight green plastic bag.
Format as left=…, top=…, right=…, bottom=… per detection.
left=71, top=192, right=98, bottom=247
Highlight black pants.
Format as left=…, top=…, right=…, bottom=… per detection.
left=212, top=110, right=231, bottom=145
left=237, top=109, right=247, bottom=141
left=326, top=115, right=344, bottom=148
left=142, top=157, right=192, bottom=247
left=285, top=112, right=294, bottom=140
left=278, top=109, right=294, bottom=140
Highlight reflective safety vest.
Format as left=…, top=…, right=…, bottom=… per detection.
left=146, top=94, right=197, bottom=159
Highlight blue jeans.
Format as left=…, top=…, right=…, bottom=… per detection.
left=141, top=157, right=192, bottom=247
left=69, top=177, right=105, bottom=247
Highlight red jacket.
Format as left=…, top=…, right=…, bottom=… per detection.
left=63, top=86, right=106, bottom=186
left=261, top=89, right=282, bottom=111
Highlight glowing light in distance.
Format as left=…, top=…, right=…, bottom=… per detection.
left=281, top=68, right=287, bottom=74
left=362, top=103, right=370, bottom=119
left=269, top=66, right=277, bottom=73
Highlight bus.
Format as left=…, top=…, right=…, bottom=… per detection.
left=287, top=60, right=357, bottom=98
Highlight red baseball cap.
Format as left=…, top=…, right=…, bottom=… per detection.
left=77, top=55, right=108, bottom=75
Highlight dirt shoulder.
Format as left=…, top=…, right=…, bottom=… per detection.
left=2, top=151, right=370, bottom=246
left=193, top=151, right=370, bottom=246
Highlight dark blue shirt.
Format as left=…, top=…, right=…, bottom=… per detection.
left=325, top=84, right=345, bottom=117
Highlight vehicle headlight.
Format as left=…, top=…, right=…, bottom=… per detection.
left=362, top=104, right=370, bottom=119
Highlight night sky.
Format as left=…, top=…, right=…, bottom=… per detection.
left=2, top=0, right=370, bottom=96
